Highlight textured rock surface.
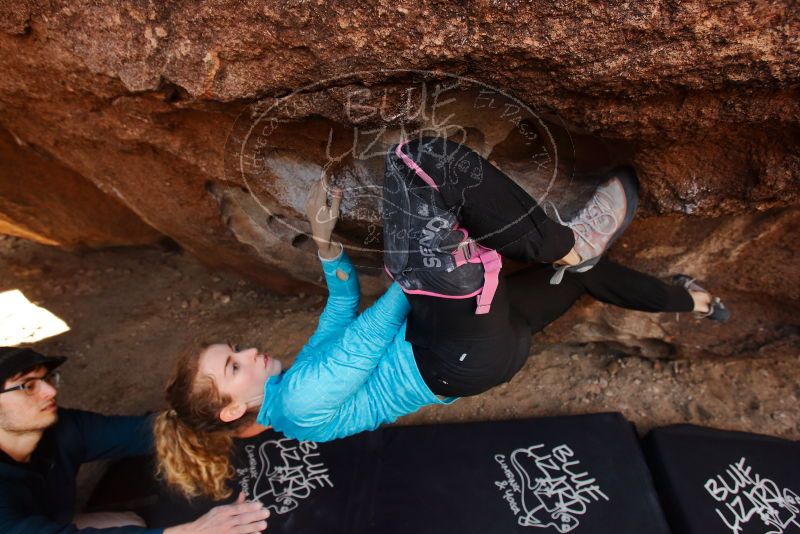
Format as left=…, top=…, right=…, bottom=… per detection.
left=0, top=1, right=798, bottom=357
left=0, top=125, right=161, bottom=248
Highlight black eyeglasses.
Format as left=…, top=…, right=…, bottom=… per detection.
left=0, top=370, right=61, bottom=396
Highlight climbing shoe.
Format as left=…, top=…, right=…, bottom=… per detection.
left=671, top=274, right=731, bottom=323
left=550, top=166, right=639, bottom=284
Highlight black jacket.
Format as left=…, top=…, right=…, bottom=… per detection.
left=0, top=408, right=162, bottom=533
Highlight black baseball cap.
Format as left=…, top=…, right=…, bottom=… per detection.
left=0, top=347, right=66, bottom=386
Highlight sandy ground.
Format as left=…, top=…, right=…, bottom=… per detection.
left=2, top=234, right=798, bottom=443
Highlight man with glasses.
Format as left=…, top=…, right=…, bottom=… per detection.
left=0, top=347, right=271, bottom=533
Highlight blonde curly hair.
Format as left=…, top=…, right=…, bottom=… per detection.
left=154, top=342, right=255, bottom=500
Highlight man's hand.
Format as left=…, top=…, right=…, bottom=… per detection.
left=304, top=178, right=342, bottom=258
left=73, top=511, right=147, bottom=528
left=164, top=493, right=270, bottom=534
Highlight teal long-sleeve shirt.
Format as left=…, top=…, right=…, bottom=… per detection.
left=256, top=248, right=456, bottom=442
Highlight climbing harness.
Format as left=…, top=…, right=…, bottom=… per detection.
left=383, top=141, right=502, bottom=315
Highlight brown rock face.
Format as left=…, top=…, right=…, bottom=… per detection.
left=0, top=125, right=160, bottom=249
left=0, top=1, right=797, bottom=357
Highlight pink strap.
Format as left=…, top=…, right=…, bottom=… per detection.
left=474, top=247, right=502, bottom=314
left=395, top=141, right=440, bottom=191
left=452, top=238, right=502, bottom=314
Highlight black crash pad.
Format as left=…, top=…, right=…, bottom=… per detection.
left=144, top=412, right=670, bottom=534
left=644, top=424, right=800, bottom=534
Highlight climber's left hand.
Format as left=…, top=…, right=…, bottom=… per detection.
left=304, top=178, right=342, bottom=258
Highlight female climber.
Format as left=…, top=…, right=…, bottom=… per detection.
left=154, top=136, right=728, bottom=500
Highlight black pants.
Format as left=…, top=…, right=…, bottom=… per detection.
left=398, top=137, right=694, bottom=397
